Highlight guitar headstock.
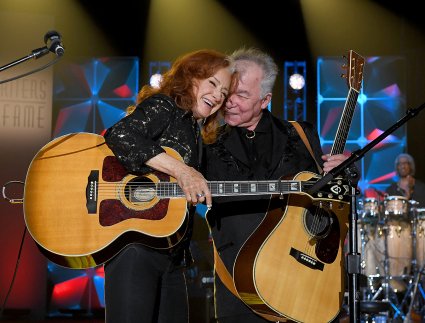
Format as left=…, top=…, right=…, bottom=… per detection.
left=341, top=50, right=365, bottom=93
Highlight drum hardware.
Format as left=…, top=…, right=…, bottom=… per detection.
left=369, top=222, right=405, bottom=320
left=400, top=203, right=425, bottom=322
left=357, top=196, right=425, bottom=320
left=359, top=224, right=370, bottom=274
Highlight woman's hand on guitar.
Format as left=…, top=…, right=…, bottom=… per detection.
left=175, top=165, right=212, bottom=206
left=145, top=152, right=212, bottom=205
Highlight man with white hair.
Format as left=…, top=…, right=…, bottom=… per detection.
left=386, top=153, right=425, bottom=206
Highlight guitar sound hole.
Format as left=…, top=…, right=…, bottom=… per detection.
left=125, top=177, right=156, bottom=203
left=303, top=206, right=332, bottom=238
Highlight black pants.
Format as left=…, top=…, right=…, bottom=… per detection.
left=104, top=244, right=188, bottom=323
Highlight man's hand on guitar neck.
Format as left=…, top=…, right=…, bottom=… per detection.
left=321, top=153, right=349, bottom=173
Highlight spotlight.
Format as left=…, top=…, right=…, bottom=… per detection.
left=284, top=61, right=306, bottom=120
left=289, top=73, right=305, bottom=90
left=149, top=73, right=162, bottom=88
left=148, top=61, right=171, bottom=87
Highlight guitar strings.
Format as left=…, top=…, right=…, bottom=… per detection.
left=95, top=180, right=319, bottom=198
left=95, top=180, right=318, bottom=190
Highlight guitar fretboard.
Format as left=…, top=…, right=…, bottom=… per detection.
left=330, top=88, right=359, bottom=156
left=156, top=180, right=304, bottom=198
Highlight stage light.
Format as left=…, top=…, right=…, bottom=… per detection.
left=149, top=73, right=162, bottom=88
left=149, top=61, right=170, bottom=86
left=289, top=73, right=305, bottom=90
left=284, top=61, right=307, bottom=120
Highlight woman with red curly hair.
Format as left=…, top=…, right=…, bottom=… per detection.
left=103, top=49, right=235, bottom=323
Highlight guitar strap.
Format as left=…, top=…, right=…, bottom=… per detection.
left=289, top=121, right=323, bottom=174
left=213, top=241, right=238, bottom=296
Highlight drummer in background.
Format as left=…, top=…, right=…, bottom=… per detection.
left=386, top=153, right=425, bottom=206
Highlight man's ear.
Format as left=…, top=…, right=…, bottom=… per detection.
left=261, top=93, right=272, bottom=110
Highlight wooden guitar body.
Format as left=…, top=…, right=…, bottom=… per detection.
left=234, top=172, right=349, bottom=322
left=24, top=133, right=188, bottom=269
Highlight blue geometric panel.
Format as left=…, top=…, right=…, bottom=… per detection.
left=47, top=263, right=105, bottom=317
left=317, top=55, right=406, bottom=195
left=319, top=100, right=362, bottom=142
left=53, top=57, right=139, bottom=137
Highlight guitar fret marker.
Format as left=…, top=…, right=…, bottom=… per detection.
left=250, top=183, right=257, bottom=192
left=290, top=183, right=298, bottom=191
left=268, top=183, right=276, bottom=192
left=218, top=183, right=223, bottom=194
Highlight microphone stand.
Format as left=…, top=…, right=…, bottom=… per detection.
left=308, top=101, right=425, bottom=322
left=0, top=47, right=49, bottom=73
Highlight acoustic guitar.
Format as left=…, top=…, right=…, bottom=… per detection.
left=233, top=50, right=365, bottom=322
left=23, top=132, right=350, bottom=269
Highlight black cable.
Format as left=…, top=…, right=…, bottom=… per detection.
left=0, top=55, right=61, bottom=85
left=0, top=225, right=28, bottom=318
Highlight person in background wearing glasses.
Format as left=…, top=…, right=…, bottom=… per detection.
left=386, top=153, right=425, bottom=206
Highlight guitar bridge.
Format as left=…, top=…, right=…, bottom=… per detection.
left=86, top=170, right=99, bottom=214
left=290, top=247, right=324, bottom=271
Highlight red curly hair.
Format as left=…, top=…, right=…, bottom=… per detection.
left=128, top=49, right=236, bottom=144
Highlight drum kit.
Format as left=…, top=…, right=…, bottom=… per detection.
left=357, top=194, right=425, bottom=321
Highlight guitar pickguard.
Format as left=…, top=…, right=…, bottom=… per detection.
left=302, top=204, right=340, bottom=264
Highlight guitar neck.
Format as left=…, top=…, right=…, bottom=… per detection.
left=156, top=180, right=305, bottom=198
left=330, top=88, right=359, bottom=156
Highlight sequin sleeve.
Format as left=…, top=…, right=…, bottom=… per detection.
left=104, top=94, right=176, bottom=173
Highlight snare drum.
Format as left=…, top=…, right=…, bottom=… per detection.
left=384, top=196, right=408, bottom=220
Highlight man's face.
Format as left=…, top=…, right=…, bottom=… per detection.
left=224, top=61, right=270, bottom=130
left=397, top=157, right=412, bottom=177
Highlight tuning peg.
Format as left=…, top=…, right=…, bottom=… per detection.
left=341, top=73, right=347, bottom=79
left=341, top=63, right=348, bottom=69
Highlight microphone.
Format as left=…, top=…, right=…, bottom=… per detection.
left=44, top=30, right=65, bottom=56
